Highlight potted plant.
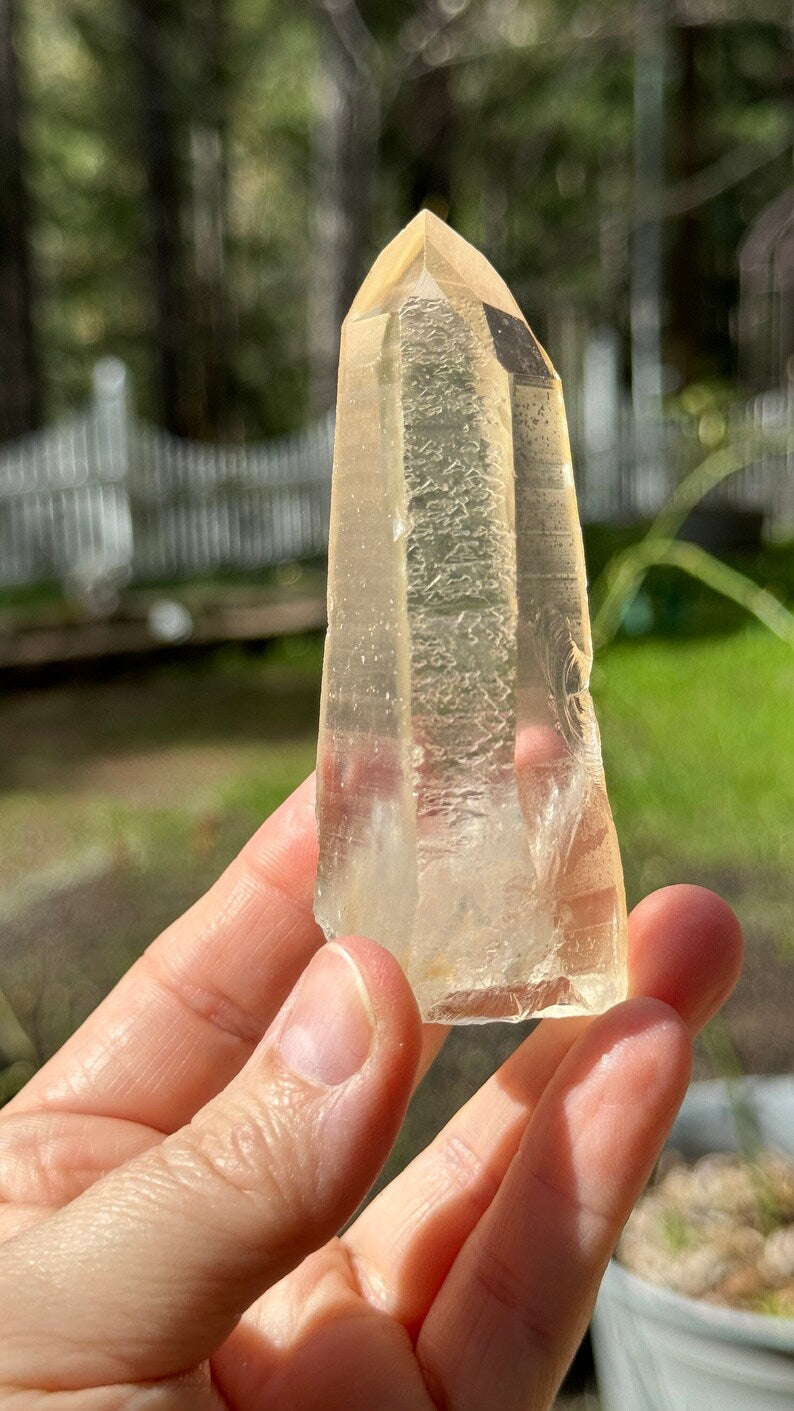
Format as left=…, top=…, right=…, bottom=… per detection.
left=591, top=1076, right=794, bottom=1410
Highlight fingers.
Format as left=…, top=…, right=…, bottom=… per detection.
left=0, top=939, right=422, bottom=1388
left=8, top=773, right=448, bottom=1141
left=344, top=885, right=742, bottom=1333
left=346, top=1017, right=587, bottom=1336
left=8, top=777, right=325, bottom=1131
left=416, top=999, right=690, bottom=1411
left=0, top=1112, right=162, bottom=1240
left=627, top=883, right=743, bottom=1029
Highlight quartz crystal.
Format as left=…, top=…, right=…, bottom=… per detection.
left=314, top=210, right=628, bottom=1023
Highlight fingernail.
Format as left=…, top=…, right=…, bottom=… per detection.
left=278, top=944, right=376, bottom=1086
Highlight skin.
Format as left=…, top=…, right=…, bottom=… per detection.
left=0, top=774, right=742, bottom=1410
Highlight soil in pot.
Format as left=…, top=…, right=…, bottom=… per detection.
left=618, top=1148, right=794, bottom=1318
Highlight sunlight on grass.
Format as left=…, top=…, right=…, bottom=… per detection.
left=595, top=626, right=794, bottom=877
left=0, top=622, right=791, bottom=1079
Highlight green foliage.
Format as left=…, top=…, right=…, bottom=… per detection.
left=10, top=0, right=793, bottom=432
left=593, top=536, right=794, bottom=651
left=590, top=382, right=794, bottom=650
left=752, top=1290, right=794, bottom=1319
left=660, top=1208, right=694, bottom=1253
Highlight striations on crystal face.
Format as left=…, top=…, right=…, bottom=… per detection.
left=314, top=210, right=628, bottom=1024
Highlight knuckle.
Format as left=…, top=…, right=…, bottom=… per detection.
left=156, top=1074, right=326, bottom=1227
left=441, top=1133, right=499, bottom=1205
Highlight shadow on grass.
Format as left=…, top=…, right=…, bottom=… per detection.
left=0, top=810, right=255, bottom=1073
left=0, top=638, right=324, bottom=793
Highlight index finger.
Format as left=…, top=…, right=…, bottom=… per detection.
left=7, top=777, right=325, bottom=1132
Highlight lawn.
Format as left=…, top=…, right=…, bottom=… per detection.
left=0, top=616, right=792, bottom=1099
left=596, top=627, right=794, bottom=931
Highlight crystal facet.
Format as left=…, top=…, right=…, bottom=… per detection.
left=314, top=211, right=628, bottom=1023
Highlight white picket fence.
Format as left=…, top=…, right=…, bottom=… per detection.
left=0, top=361, right=334, bottom=592
left=0, top=358, right=791, bottom=592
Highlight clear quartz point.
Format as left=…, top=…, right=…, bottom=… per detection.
left=314, top=210, right=628, bottom=1023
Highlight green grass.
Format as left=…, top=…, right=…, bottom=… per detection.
left=1, top=622, right=792, bottom=925
left=223, top=626, right=794, bottom=902
left=596, top=627, right=794, bottom=873
left=594, top=626, right=794, bottom=955
left=0, top=614, right=792, bottom=1086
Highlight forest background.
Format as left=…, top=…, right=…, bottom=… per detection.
left=2, top=0, right=792, bottom=447
left=1, top=16, right=793, bottom=1401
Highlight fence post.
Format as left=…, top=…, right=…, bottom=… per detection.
left=91, top=358, right=135, bottom=585
left=582, top=327, right=620, bottom=521
left=92, top=357, right=130, bottom=477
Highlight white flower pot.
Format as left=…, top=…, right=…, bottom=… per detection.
left=592, top=1077, right=794, bottom=1410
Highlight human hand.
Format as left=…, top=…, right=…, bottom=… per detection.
left=0, top=775, right=742, bottom=1409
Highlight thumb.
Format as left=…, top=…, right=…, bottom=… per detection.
left=0, top=938, right=422, bottom=1388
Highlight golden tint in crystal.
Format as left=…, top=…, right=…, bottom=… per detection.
left=315, top=211, right=628, bottom=1023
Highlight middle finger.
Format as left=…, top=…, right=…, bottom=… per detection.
left=342, top=884, right=741, bottom=1334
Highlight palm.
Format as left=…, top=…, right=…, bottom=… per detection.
left=216, top=1239, right=436, bottom=1409
left=3, top=1163, right=436, bottom=1410
left=0, top=779, right=741, bottom=1410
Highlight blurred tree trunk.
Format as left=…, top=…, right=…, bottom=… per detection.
left=630, top=0, right=666, bottom=507
left=397, top=61, right=456, bottom=221
left=669, top=21, right=700, bottom=387
left=308, top=1, right=380, bottom=414
left=0, top=0, right=40, bottom=439
left=129, top=0, right=191, bottom=436
left=190, top=0, right=230, bottom=436
left=630, top=0, right=665, bottom=421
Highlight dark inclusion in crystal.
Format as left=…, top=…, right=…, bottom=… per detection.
left=484, top=304, right=555, bottom=384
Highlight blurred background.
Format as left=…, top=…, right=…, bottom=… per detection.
left=0, top=1, right=792, bottom=1402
